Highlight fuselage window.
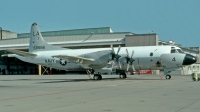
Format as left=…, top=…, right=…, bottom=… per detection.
left=171, top=49, right=176, bottom=53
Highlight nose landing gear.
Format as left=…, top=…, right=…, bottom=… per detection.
left=164, top=70, right=171, bottom=80
left=165, top=75, right=171, bottom=79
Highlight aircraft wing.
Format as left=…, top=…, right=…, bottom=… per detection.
left=52, top=55, right=95, bottom=62
left=4, top=49, right=37, bottom=57
left=52, top=55, right=110, bottom=69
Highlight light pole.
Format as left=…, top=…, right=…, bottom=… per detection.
left=0, top=27, right=2, bottom=40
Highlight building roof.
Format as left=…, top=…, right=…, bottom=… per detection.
left=0, top=33, right=129, bottom=50
left=17, top=27, right=114, bottom=38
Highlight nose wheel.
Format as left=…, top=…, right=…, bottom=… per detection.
left=165, top=75, right=171, bottom=79
left=164, top=70, right=172, bottom=80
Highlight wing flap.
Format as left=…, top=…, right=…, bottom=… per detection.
left=52, top=55, right=95, bottom=62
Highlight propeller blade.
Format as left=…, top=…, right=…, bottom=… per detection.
left=112, top=61, right=114, bottom=69
left=110, top=44, right=115, bottom=54
left=127, top=64, right=130, bottom=71
left=126, top=49, right=130, bottom=58
left=159, top=59, right=162, bottom=63
left=131, top=50, right=134, bottom=58
left=132, top=65, right=135, bottom=71
left=117, top=45, right=121, bottom=55
left=118, top=60, right=122, bottom=69
left=110, top=44, right=113, bottom=48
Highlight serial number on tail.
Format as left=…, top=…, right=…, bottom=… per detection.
left=33, top=46, right=45, bottom=49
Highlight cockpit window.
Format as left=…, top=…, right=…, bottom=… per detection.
left=177, top=49, right=184, bottom=53
left=171, top=47, right=176, bottom=53
left=171, top=47, right=184, bottom=53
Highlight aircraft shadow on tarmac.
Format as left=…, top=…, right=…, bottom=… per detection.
left=0, top=86, right=13, bottom=88
left=39, top=78, right=166, bottom=83
left=0, top=77, right=166, bottom=84
left=35, top=77, right=165, bottom=83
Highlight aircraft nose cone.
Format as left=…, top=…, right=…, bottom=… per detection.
left=182, top=54, right=197, bottom=65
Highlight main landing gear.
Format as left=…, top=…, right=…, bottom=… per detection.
left=87, top=69, right=128, bottom=81
left=93, top=73, right=102, bottom=80
left=119, top=73, right=127, bottom=79
left=116, top=69, right=127, bottom=79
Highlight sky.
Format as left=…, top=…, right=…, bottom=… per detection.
left=0, top=0, right=200, bottom=47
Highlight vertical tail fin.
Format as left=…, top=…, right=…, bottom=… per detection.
left=29, top=23, right=66, bottom=52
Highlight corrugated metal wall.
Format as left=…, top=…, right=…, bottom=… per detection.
left=125, top=34, right=158, bottom=46
left=1, top=30, right=17, bottom=39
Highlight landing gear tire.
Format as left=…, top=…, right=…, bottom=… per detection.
left=165, top=75, right=171, bottom=79
left=93, top=74, right=102, bottom=80
left=119, top=74, right=123, bottom=79
left=93, top=75, right=99, bottom=80
left=119, top=73, right=127, bottom=79
left=192, top=77, right=200, bottom=81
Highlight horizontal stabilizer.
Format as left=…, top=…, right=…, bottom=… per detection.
left=5, top=49, right=37, bottom=57
left=1, top=54, right=17, bottom=57
left=52, top=55, right=95, bottom=62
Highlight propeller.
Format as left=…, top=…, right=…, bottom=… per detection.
left=110, top=44, right=122, bottom=69
left=126, top=49, right=135, bottom=71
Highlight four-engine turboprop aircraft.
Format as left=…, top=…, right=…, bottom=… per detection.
left=3, top=23, right=197, bottom=80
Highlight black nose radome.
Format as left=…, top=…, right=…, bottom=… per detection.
left=182, top=54, right=197, bottom=65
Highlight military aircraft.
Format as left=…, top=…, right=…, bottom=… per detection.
left=3, top=23, right=197, bottom=80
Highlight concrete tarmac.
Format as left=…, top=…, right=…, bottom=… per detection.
left=0, top=74, right=199, bottom=112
